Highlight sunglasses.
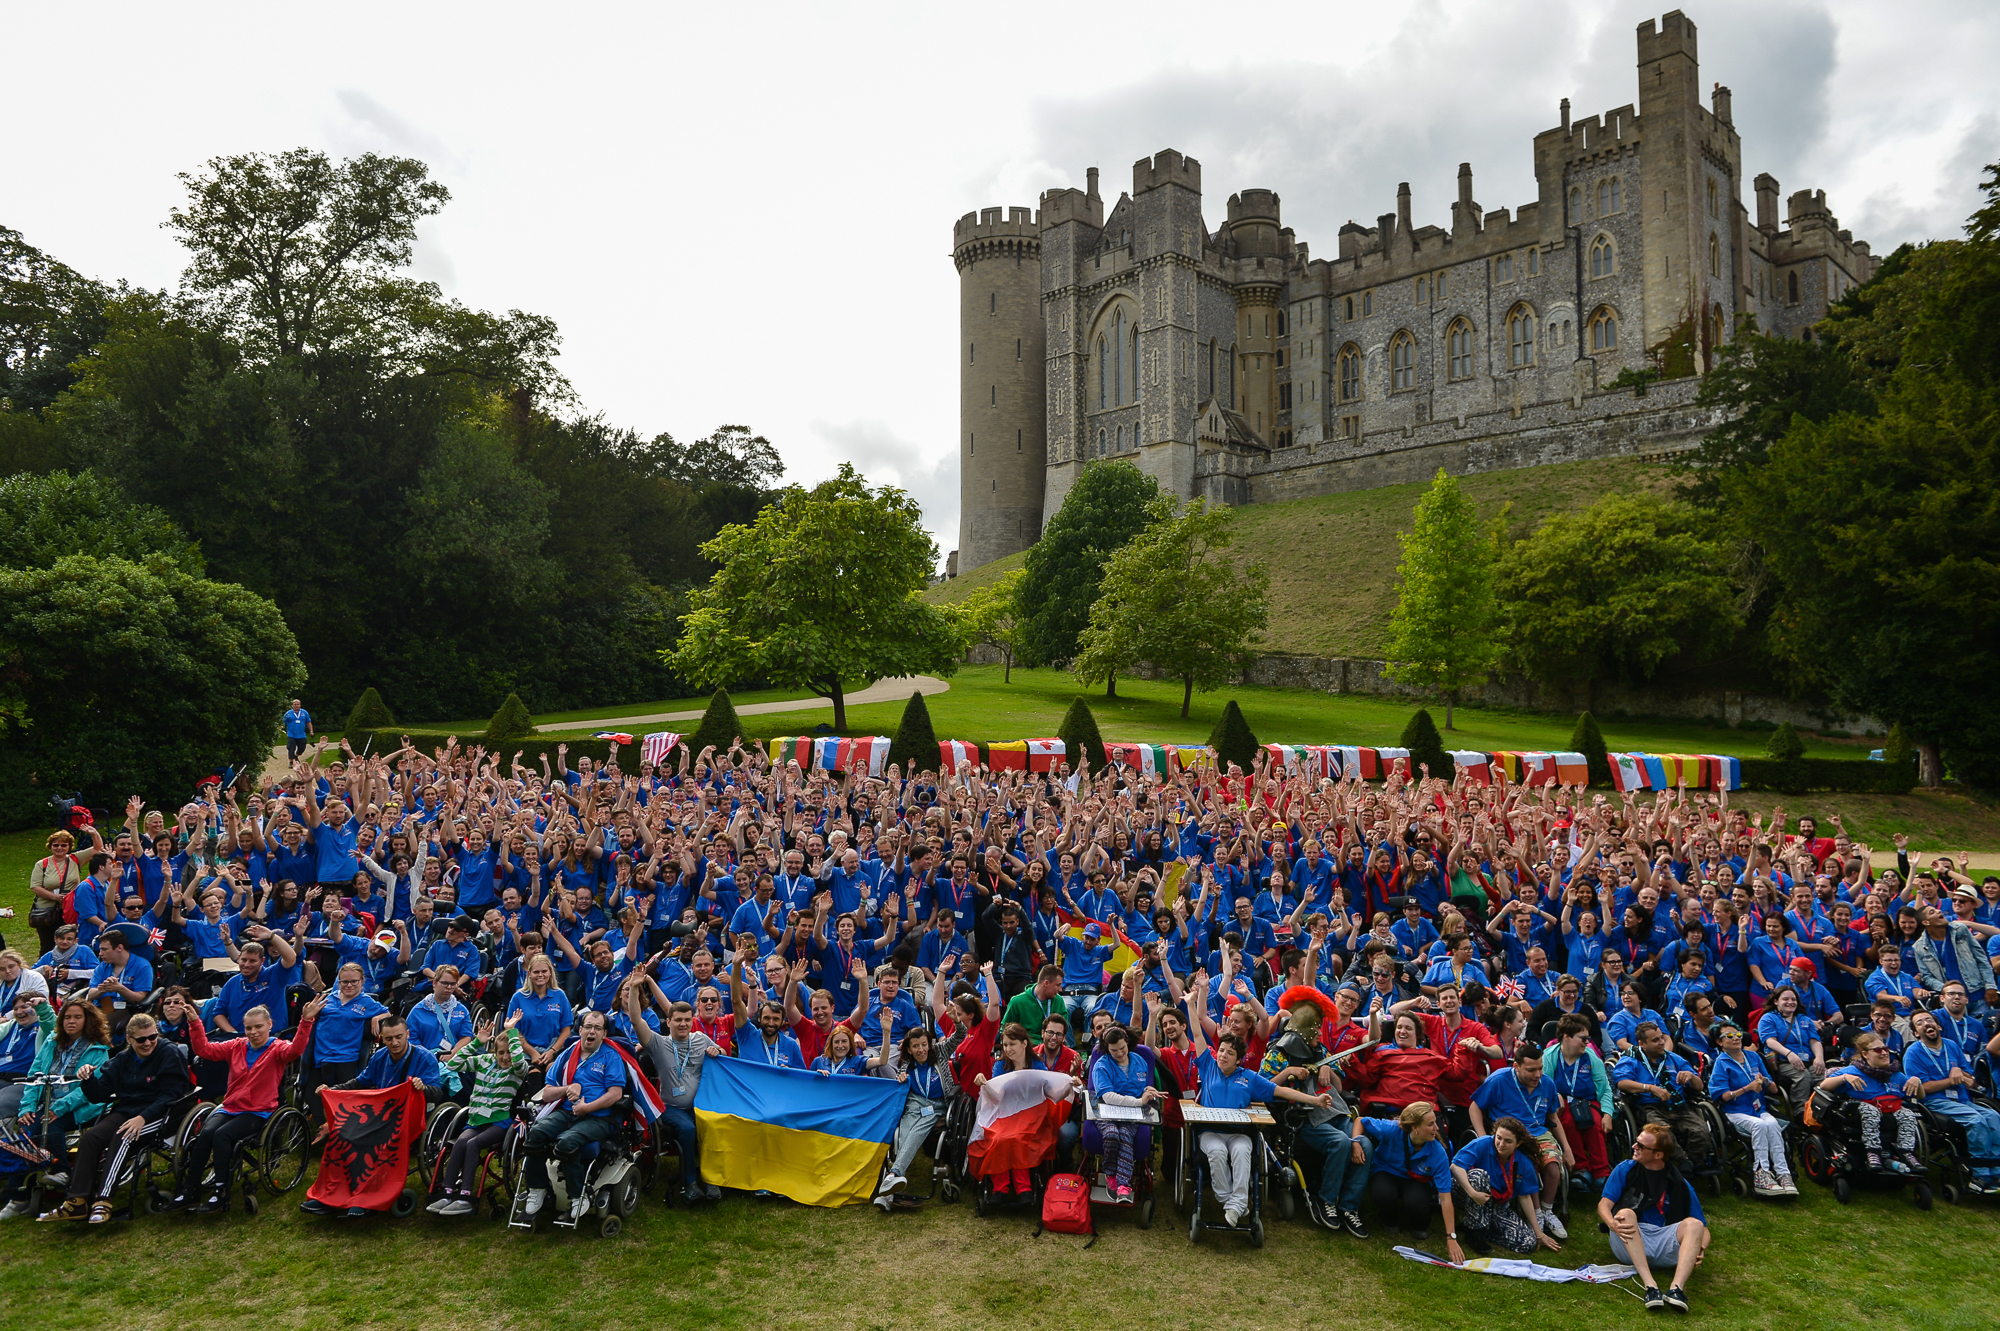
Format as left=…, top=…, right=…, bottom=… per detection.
left=129, top=1033, right=160, bottom=1045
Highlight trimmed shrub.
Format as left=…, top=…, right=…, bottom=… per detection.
left=484, top=693, right=534, bottom=745
left=1057, top=697, right=1106, bottom=771
left=1765, top=722, right=1806, bottom=761
left=686, top=688, right=745, bottom=758
left=1739, top=756, right=1916, bottom=794
left=888, top=691, right=940, bottom=776
left=1399, top=708, right=1453, bottom=784
left=1569, top=712, right=1612, bottom=787
left=1208, top=699, right=1259, bottom=773
left=344, top=687, right=395, bottom=735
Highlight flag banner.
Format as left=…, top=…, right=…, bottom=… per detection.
left=1634, top=753, right=1669, bottom=789
left=769, top=737, right=814, bottom=767
left=694, top=1058, right=905, bottom=1206
left=1053, top=905, right=1142, bottom=980
left=966, top=1069, right=1076, bottom=1179
left=1519, top=753, right=1556, bottom=786
left=1376, top=747, right=1411, bottom=777
left=1024, top=738, right=1065, bottom=772
left=988, top=740, right=1028, bottom=771
left=1704, top=754, right=1742, bottom=791
left=840, top=735, right=891, bottom=776
left=940, top=740, right=978, bottom=772
left=1552, top=752, right=1589, bottom=785
left=1609, top=753, right=1649, bottom=793
left=1449, top=751, right=1492, bottom=784
left=592, top=732, right=634, bottom=744
left=309, top=1080, right=427, bottom=1212
left=1157, top=860, right=1189, bottom=911
left=1333, top=746, right=1364, bottom=779
left=640, top=732, right=681, bottom=768
left=1392, top=1246, right=1637, bottom=1284
left=552, top=1038, right=664, bottom=1126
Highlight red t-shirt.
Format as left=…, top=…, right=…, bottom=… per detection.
left=947, top=1016, right=998, bottom=1096
left=695, top=1015, right=735, bottom=1055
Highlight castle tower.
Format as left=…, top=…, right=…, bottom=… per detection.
left=1223, top=187, right=1284, bottom=443
left=1129, top=150, right=1207, bottom=498
left=953, top=205, right=1045, bottom=572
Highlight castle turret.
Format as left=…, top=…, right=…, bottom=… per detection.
left=953, top=205, right=1045, bottom=573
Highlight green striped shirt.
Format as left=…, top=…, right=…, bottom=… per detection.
left=448, top=1029, right=528, bottom=1125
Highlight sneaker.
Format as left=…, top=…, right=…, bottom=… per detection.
left=570, top=1195, right=591, bottom=1220
left=1308, top=1197, right=1340, bottom=1231
left=41, top=1172, right=66, bottom=1190
left=1776, top=1173, right=1798, bottom=1196
left=425, top=1197, right=451, bottom=1214
left=160, top=1192, right=193, bottom=1213
left=683, top=1185, right=706, bottom=1205
left=704, top=1184, right=722, bottom=1202
left=1752, top=1167, right=1777, bottom=1196
left=88, top=1201, right=114, bottom=1224
left=344, top=1207, right=368, bottom=1219
left=1222, top=1205, right=1245, bottom=1228
left=299, top=1198, right=334, bottom=1216
left=1341, top=1210, right=1369, bottom=1239
left=1540, top=1209, right=1567, bottom=1240
left=523, top=1189, right=548, bottom=1217
left=1642, top=1285, right=1665, bottom=1311
left=0, top=1200, right=28, bottom=1219
left=1865, top=1150, right=1886, bottom=1172
left=37, top=1198, right=86, bottom=1223
left=880, top=1172, right=906, bottom=1195
left=1117, top=1184, right=1136, bottom=1205
left=196, top=1193, right=229, bottom=1214
left=874, top=1191, right=894, bottom=1212
left=1897, top=1150, right=1923, bottom=1174
left=1664, top=1285, right=1689, bottom=1312
left=438, top=1199, right=474, bottom=1217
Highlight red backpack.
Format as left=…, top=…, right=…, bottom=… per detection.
left=1035, top=1173, right=1095, bottom=1245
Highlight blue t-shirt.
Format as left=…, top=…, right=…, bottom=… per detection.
left=214, top=968, right=285, bottom=1031
left=283, top=707, right=313, bottom=739
left=309, top=820, right=361, bottom=886
left=1057, top=936, right=1112, bottom=988
left=1706, top=1050, right=1769, bottom=1117
left=1193, top=1050, right=1276, bottom=1108
left=1452, top=1134, right=1540, bottom=1200
left=1604, top=1006, right=1668, bottom=1050
left=1362, top=1117, right=1452, bottom=1191
left=313, top=990, right=387, bottom=1063
left=1756, top=1010, right=1817, bottom=1061
left=1601, top=1157, right=1704, bottom=1224
left=1470, top=1066, right=1560, bottom=1134
left=568, top=1042, right=627, bottom=1116
left=506, top=987, right=576, bottom=1049
left=737, top=1029, right=805, bottom=1069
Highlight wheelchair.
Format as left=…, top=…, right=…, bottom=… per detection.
left=1916, top=1095, right=2000, bottom=1205
left=1182, top=1106, right=1274, bottom=1247
left=1789, top=1087, right=1934, bottom=1209
left=175, top=1099, right=313, bottom=1214
left=507, top=1100, right=647, bottom=1238
left=874, top=1093, right=972, bottom=1209
left=1077, top=1096, right=1159, bottom=1230
left=1606, top=1086, right=1732, bottom=1198
left=99, top=1090, right=204, bottom=1219
left=423, top=1102, right=528, bottom=1220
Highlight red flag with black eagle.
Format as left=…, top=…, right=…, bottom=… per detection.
left=308, top=1080, right=427, bottom=1211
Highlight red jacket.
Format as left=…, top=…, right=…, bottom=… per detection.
left=1418, top=1014, right=1498, bottom=1102
left=1352, top=1040, right=1478, bottom=1111
left=188, top=1015, right=314, bottom=1115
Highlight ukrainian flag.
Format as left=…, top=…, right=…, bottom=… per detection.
left=694, top=1058, right=907, bottom=1206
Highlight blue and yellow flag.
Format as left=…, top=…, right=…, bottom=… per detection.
left=694, top=1058, right=906, bottom=1206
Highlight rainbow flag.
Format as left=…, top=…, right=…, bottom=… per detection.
left=694, top=1058, right=904, bottom=1207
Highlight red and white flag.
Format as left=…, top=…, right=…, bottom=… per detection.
left=1024, top=738, right=1065, bottom=772
left=641, top=732, right=680, bottom=767
left=965, top=1069, right=1075, bottom=1178
left=939, top=740, right=978, bottom=772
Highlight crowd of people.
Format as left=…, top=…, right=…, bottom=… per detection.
left=3, top=731, right=1998, bottom=1310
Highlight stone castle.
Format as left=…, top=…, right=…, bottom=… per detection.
left=949, top=9, right=1879, bottom=574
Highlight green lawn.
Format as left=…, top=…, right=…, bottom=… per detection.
left=420, top=685, right=811, bottom=733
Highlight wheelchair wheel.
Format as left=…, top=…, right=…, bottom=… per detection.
left=1915, top=1182, right=1933, bottom=1210
left=613, top=1174, right=640, bottom=1218
left=1139, top=1192, right=1154, bottom=1229
left=600, top=1213, right=622, bottom=1237
left=1250, top=1215, right=1265, bottom=1248
left=391, top=1187, right=421, bottom=1218
left=243, top=1192, right=259, bottom=1216
left=1833, top=1177, right=1852, bottom=1205
left=261, top=1106, right=311, bottom=1194
left=1941, top=1182, right=1960, bottom=1205
left=177, top=1102, right=218, bottom=1172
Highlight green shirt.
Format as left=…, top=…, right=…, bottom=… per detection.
left=446, top=1029, right=528, bottom=1125
left=1002, top=989, right=1066, bottom=1036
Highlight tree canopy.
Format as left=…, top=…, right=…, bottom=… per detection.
left=1384, top=469, right=1498, bottom=729
left=1012, top=461, right=1161, bottom=666
left=669, top=463, right=966, bottom=731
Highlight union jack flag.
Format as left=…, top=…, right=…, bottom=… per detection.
left=1492, top=972, right=1524, bottom=1002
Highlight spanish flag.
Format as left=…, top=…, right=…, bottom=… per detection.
left=1052, top=905, right=1143, bottom=980
left=694, top=1058, right=905, bottom=1207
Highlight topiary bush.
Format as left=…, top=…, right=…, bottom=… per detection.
left=1399, top=707, right=1454, bottom=783
left=888, top=691, right=940, bottom=776
left=1057, top=697, right=1106, bottom=771
left=344, top=687, right=395, bottom=735
left=1765, top=722, right=1806, bottom=761
left=1569, top=711, right=1612, bottom=787
left=686, top=688, right=745, bottom=758
left=1208, top=698, right=1259, bottom=773
left=484, top=693, right=534, bottom=745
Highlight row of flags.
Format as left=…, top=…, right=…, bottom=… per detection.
left=1609, top=751, right=1743, bottom=793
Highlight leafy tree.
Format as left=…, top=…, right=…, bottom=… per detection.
left=888, top=690, right=939, bottom=776
left=1057, top=697, right=1106, bottom=771
left=1765, top=722, right=1805, bottom=761
left=670, top=463, right=966, bottom=731
left=484, top=693, right=534, bottom=745
left=956, top=569, right=1025, bottom=682
left=345, top=687, right=396, bottom=734
left=1569, top=712, right=1612, bottom=787
left=1495, top=493, right=1737, bottom=706
left=1384, top=469, right=1498, bottom=729
left=1721, top=164, right=2000, bottom=786
left=0, top=470, right=200, bottom=572
left=1, top=224, right=112, bottom=415
left=1207, top=699, right=1259, bottom=773
left=1684, top=319, right=1874, bottom=505
left=0, top=554, right=304, bottom=828
left=1013, top=461, right=1161, bottom=667
left=1399, top=708, right=1453, bottom=784
left=686, top=687, right=744, bottom=757
left=1074, top=497, right=1270, bottom=716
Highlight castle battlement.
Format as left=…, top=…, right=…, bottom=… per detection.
left=947, top=7, right=1880, bottom=576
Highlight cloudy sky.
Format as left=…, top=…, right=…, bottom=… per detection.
left=4, top=2, right=1995, bottom=560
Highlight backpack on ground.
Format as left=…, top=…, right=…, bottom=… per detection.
left=1034, top=1172, right=1095, bottom=1246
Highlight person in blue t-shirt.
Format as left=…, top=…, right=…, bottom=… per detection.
left=1823, top=1031, right=1926, bottom=1173
left=282, top=700, right=314, bottom=760
left=1705, top=1021, right=1792, bottom=1195
left=1450, top=1120, right=1562, bottom=1255
left=1612, top=1023, right=1711, bottom=1170
left=519, top=1011, right=626, bottom=1220
left=1906, top=1008, right=2000, bottom=1193
left=1597, top=1121, right=1709, bottom=1312
left=1603, top=982, right=1668, bottom=1054
left=85, top=932, right=153, bottom=1038
left=1468, top=1046, right=1571, bottom=1239
left=1360, top=1102, right=1460, bottom=1261
left=1185, top=1002, right=1332, bottom=1230
left=212, top=943, right=287, bottom=1036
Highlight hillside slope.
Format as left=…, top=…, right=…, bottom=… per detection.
left=930, top=456, right=1672, bottom=658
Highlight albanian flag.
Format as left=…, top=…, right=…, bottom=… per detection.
left=308, top=1080, right=426, bottom=1211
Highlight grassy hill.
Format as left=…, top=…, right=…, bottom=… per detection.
left=929, top=455, right=1671, bottom=658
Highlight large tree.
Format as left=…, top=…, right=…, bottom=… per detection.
left=1383, top=468, right=1498, bottom=729
left=1074, top=497, right=1269, bottom=715
left=0, top=555, right=304, bottom=827
left=955, top=569, right=1026, bottom=682
left=1012, top=461, right=1161, bottom=667
left=669, top=463, right=966, bottom=730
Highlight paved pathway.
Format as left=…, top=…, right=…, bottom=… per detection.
left=533, top=675, right=951, bottom=733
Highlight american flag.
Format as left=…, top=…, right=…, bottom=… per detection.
left=641, top=732, right=681, bottom=767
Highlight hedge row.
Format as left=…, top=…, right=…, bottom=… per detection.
left=347, top=728, right=1914, bottom=796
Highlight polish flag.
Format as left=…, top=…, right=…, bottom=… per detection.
left=965, top=1069, right=1076, bottom=1179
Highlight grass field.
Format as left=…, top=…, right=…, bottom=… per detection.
left=926, top=455, right=1670, bottom=660
left=4, top=827, right=1998, bottom=1329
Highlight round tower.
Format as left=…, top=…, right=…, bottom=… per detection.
left=953, top=205, right=1045, bottom=575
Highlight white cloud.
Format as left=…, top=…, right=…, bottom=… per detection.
left=807, top=419, right=958, bottom=559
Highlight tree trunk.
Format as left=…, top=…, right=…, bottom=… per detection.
left=1106, top=672, right=1117, bottom=700
left=1002, top=649, right=1012, bottom=683
left=1918, top=740, right=1942, bottom=788
left=830, top=679, right=846, bottom=733
left=1181, top=675, right=1194, bottom=719
left=1444, top=693, right=1455, bottom=730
